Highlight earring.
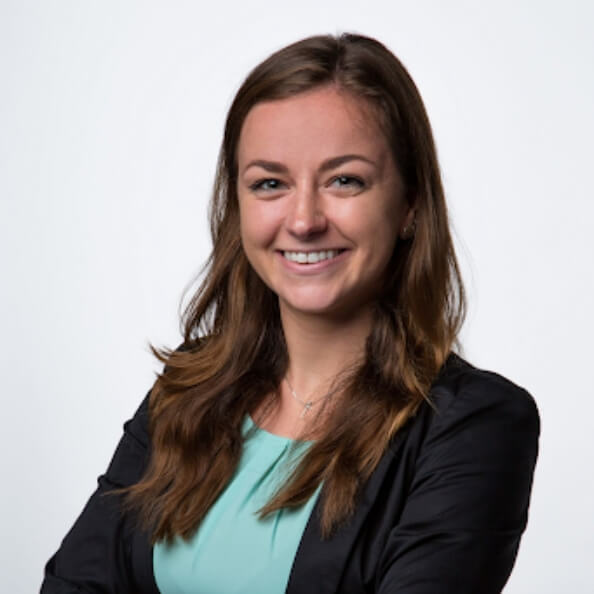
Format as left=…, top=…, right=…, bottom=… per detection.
left=400, top=219, right=416, bottom=240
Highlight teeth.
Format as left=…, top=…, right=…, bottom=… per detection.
left=283, top=250, right=340, bottom=264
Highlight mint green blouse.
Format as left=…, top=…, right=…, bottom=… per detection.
left=153, top=417, right=320, bottom=594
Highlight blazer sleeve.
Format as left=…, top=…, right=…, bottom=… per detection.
left=41, top=391, right=154, bottom=594
left=376, top=372, right=540, bottom=594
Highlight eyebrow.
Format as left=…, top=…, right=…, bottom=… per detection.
left=242, top=154, right=377, bottom=175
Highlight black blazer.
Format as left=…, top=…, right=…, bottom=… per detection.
left=41, top=355, right=539, bottom=593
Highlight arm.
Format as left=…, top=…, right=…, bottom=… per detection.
left=41, top=391, right=154, bottom=594
left=376, top=373, right=540, bottom=594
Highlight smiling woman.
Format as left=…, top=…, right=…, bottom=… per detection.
left=42, top=33, right=539, bottom=594
left=237, top=86, right=411, bottom=321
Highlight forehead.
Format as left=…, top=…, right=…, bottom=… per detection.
left=237, top=86, right=388, bottom=166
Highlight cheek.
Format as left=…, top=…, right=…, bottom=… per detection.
left=239, top=201, right=281, bottom=250
left=361, top=198, right=404, bottom=252
left=349, top=215, right=400, bottom=276
left=344, top=210, right=398, bottom=247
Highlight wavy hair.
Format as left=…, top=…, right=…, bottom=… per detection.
left=120, top=32, right=465, bottom=542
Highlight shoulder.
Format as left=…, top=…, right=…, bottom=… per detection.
left=407, top=354, right=541, bottom=476
left=427, top=353, right=540, bottom=435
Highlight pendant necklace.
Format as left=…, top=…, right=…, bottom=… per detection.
left=285, top=376, right=339, bottom=418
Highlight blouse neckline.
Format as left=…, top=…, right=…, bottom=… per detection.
left=245, top=415, right=314, bottom=445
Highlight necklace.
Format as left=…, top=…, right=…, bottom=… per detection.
left=285, top=376, right=338, bottom=418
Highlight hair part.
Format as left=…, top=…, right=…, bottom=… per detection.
left=117, top=32, right=465, bottom=542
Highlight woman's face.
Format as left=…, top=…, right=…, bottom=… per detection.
left=236, top=85, right=412, bottom=320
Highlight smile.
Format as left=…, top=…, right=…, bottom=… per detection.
left=282, top=250, right=344, bottom=264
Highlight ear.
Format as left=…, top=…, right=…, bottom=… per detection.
left=399, top=208, right=416, bottom=240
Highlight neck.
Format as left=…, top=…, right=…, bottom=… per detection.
left=280, top=304, right=373, bottom=398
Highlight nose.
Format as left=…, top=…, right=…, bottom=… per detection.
left=285, top=184, right=328, bottom=239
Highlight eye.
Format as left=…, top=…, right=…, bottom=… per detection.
left=249, top=178, right=285, bottom=192
left=330, top=175, right=365, bottom=189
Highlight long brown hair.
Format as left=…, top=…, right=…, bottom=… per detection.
left=121, top=33, right=465, bottom=542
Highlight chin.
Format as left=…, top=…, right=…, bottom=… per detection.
left=281, top=300, right=339, bottom=316
left=278, top=291, right=365, bottom=319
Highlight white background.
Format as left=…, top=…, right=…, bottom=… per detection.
left=1, top=1, right=593, bottom=592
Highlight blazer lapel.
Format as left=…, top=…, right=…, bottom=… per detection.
left=286, top=430, right=408, bottom=594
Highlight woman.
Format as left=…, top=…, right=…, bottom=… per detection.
left=42, top=33, right=539, bottom=593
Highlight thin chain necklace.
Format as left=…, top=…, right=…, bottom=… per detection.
left=285, top=376, right=339, bottom=418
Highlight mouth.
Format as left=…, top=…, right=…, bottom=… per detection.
left=280, top=249, right=346, bottom=264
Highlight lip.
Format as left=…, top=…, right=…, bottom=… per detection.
left=276, top=249, right=349, bottom=273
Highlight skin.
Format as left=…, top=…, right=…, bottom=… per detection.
left=236, top=85, right=413, bottom=437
